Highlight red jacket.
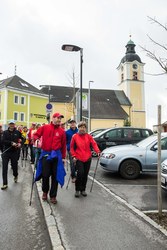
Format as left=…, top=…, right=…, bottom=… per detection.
left=70, top=133, right=100, bottom=162
left=33, top=123, right=66, bottom=159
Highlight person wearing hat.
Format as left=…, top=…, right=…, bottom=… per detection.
left=1, top=120, right=23, bottom=190
left=66, top=119, right=78, bottom=182
left=70, top=121, right=100, bottom=197
left=33, top=112, right=66, bottom=204
left=28, top=122, right=36, bottom=164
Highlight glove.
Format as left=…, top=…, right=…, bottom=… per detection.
left=11, top=142, right=17, bottom=147
left=97, top=152, right=101, bottom=158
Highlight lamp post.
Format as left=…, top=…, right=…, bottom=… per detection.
left=88, top=81, right=94, bottom=132
left=62, top=44, right=83, bottom=121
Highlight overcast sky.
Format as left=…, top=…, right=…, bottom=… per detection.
left=0, top=0, right=167, bottom=128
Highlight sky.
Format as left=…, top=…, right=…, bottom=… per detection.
left=0, top=0, right=167, bottom=129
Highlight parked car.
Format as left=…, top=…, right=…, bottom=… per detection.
left=94, top=127, right=153, bottom=152
left=89, top=128, right=108, bottom=137
left=100, top=132, right=167, bottom=180
left=161, top=159, right=167, bottom=191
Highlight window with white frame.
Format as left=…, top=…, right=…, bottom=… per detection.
left=20, top=112, right=25, bottom=122
left=21, top=96, right=25, bottom=105
left=14, top=95, right=19, bottom=104
left=14, top=112, right=19, bottom=121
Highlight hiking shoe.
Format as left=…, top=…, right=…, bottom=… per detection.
left=1, top=185, right=8, bottom=190
left=42, top=192, right=47, bottom=201
left=75, top=191, right=80, bottom=198
left=81, top=191, right=87, bottom=197
left=14, top=176, right=18, bottom=183
left=50, top=197, right=57, bottom=204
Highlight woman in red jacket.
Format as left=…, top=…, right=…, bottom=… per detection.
left=70, top=121, right=100, bottom=198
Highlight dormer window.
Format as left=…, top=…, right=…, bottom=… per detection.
left=19, top=81, right=29, bottom=87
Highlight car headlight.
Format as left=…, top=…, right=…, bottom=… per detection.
left=161, top=163, right=167, bottom=170
left=101, top=153, right=115, bottom=159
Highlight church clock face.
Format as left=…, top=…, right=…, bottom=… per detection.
left=132, top=63, right=138, bottom=69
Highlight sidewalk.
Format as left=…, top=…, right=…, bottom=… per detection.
left=36, top=170, right=167, bottom=250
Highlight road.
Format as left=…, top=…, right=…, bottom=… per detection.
left=89, top=158, right=167, bottom=211
left=0, top=158, right=52, bottom=250
left=50, top=160, right=167, bottom=250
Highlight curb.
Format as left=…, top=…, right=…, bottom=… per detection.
left=88, top=175, right=167, bottom=237
left=36, top=181, right=65, bottom=250
left=34, top=168, right=167, bottom=249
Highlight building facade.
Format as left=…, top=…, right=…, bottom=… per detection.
left=117, top=39, right=146, bottom=127
left=0, top=75, right=48, bottom=128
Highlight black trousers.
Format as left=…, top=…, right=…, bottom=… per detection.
left=29, top=144, right=35, bottom=163
left=22, top=144, right=28, bottom=159
left=2, top=151, right=19, bottom=185
left=75, top=159, right=91, bottom=192
left=42, top=157, right=58, bottom=198
left=68, top=151, right=76, bottom=178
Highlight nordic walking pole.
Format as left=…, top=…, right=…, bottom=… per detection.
left=29, top=166, right=36, bottom=206
left=90, top=157, right=100, bottom=192
left=0, top=146, right=13, bottom=156
left=66, top=175, right=71, bottom=189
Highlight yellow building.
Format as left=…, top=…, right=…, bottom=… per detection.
left=0, top=39, right=146, bottom=130
left=117, top=39, right=146, bottom=127
left=0, top=75, right=48, bottom=128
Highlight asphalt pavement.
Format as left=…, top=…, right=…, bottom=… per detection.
left=38, top=164, right=167, bottom=250
left=0, top=157, right=52, bottom=250
left=1, top=157, right=167, bottom=250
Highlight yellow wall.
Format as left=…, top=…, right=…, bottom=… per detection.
left=51, top=102, right=74, bottom=123
left=0, top=90, right=5, bottom=121
left=91, top=119, right=124, bottom=130
left=2, top=90, right=48, bottom=127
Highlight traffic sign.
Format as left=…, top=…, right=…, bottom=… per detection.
left=46, top=103, right=52, bottom=110
left=46, top=103, right=52, bottom=113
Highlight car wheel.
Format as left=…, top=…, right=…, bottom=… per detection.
left=120, top=160, right=140, bottom=179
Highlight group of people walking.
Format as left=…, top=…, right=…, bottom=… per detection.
left=0, top=112, right=100, bottom=204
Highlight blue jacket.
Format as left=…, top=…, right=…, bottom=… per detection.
left=35, top=149, right=66, bottom=187
left=66, top=127, right=78, bottom=152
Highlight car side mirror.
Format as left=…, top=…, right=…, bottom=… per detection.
left=104, top=135, right=109, bottom=140
left=151, top=144, right=158, bottom=151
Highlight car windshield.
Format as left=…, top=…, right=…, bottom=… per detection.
left=136, top=133, right=162, bottom=147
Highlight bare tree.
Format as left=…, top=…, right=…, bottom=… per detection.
left=66, top=67, right=79, bottom=117
left=140, top=16, right=167, bottom=75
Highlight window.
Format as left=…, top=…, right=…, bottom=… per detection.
left=14, top=112, right=19, bottom=121
left=141, top=130, right=150, bottom=138
left=121, top=73, right=124, bottom=81
left=20, top=113, right=25, bottom=122
left=14, top=95, right=19, bottom=104
left=19, top=81, right=29, bottom=87
left=105, top=129, right=122, bottom=139
left=21, top=96, right=25, bottom=105
left=133, top=71, right=138, bottom=80
left=0, top=94, right=1, bottom=104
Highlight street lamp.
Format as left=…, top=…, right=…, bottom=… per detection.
left=62, top=44, right=83, bottom=121
left=88, top=81, right=94, bottom=132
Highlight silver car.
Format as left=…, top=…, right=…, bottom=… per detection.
left=161, top=159, right=167, bottom=191
left=100, top=133, right=167, bottom=180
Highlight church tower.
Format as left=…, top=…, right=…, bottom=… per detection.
left=117, top=38, right=146, bottom=127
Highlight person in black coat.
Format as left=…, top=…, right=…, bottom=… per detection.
left=1, top=120, right=23, bottom=190
left=0, top=124, right=3, bottom=153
